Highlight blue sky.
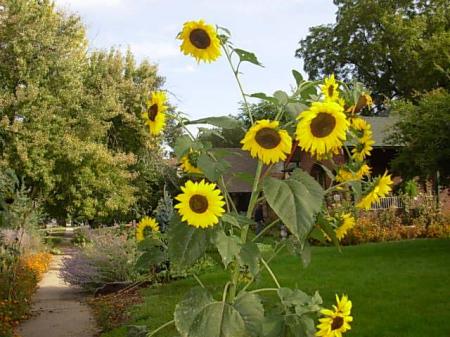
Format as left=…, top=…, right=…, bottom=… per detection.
left=55, top=0, right=336, bottom=121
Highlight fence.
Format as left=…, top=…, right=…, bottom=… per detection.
left=370, top=196, right=404, bottom=210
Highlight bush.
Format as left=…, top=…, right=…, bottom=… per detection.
left=60, top=228, right=139, bottom=292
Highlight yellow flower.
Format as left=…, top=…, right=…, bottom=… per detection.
left=296, top=101, right=349, bottom=157
left=175, top=180, right=225, bottom=228
left=316, top=294, right=353, bottom=337
left=241, top=119, right=292, bottom=165
left=321, top=74, right=340, bottom=102
left=136, top=216, right=159, bottom=242
left=178, top=20, right=221, bottom=63
left=142, top=91, right=167, bottom=136
left=357, top=171, right=393, bottom=210
left=180, top=150, right=202, bottom=174
left=336, top=164, right=371, bottom=183
left=352, top=136, right=375, bottom=161
left=335, top=213, right=356, bottom=240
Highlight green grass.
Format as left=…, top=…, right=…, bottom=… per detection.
left=102, top=239, right=450, bottom=337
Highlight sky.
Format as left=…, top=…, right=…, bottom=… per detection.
left=54, top=0, right=337, bottom=122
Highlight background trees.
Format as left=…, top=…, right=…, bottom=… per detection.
left=296, top=0, right=450, bottom=101
left=0, top=0, right=177, bottom=224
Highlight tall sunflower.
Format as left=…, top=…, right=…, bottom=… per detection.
left=178, top=20, right=221, bottom=63
left=175, top=180, right=225, bottom=228
left=316, top=294, right=353, bottom=337
left=296, top=101, right=349, bottom=157
left=136, top=216, right=159, bottom=242
left=335, top=213, right=356, bottom=240
left=351, top=136, right=375, bottom=161
left=142, top=91, right=167, bottom=136
left=357, top=172, right=393, bottom=210
left=241, top=120, right=292, bottom=165
left=180, top=150, right=202, bottom=174
left=321, top=74, right=340, bottom=102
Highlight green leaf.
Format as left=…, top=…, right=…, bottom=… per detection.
left=233, top=48, right=263, bottom=67
left=300, top=241, right=311, bottom=267
left=262, top=314, right=286, bottom=337
left=189, top=302, right=246, bottom=337
left=137, top=237, right=163, bottom=251
left=213, top=230, right=241, bottom=268
left=238, top=242, right=260, bottom=276
left=221, top=213, right=240, bottom=228
left=234, top=292, right=264, bottom=337
left=135, top=249, right=165, bottom=271
left=286, top=102, right=308, bottom=120
left=263, top=169, right=324, bottom=242
left=174, top=287, right=214, bottom=336
left=273, top=90, right=289, bottom=105
left=292, top=70, right=304, bottom=86
left=197, top=153, right=230, bottom=182
left=277, top=287, right=310, bottom=308
left=168, top=216, right=210, bottom=267
left=188, top=116, right=241, bottom=129
left=174, top=135, right=193, bottom=158
left=127, top=325, right=148, bottom=337
left=249, top=92, right=278, bottom=105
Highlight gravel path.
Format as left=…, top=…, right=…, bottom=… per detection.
left=18, top=251, right=98, bottom=337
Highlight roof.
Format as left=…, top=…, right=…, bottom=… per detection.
left=362, top=116, right=400, bottom=147
left=222, top=148, right=258, bottom=193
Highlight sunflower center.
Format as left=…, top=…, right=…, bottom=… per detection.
left=328, top=85, right=335, bottom=98
left=189, top=29, right=211, bottom=49
left=331, top=316, right=344, bottom=330
left=255, top=127, right=281, bottom=149
left=148, top=104, right=158, bottom=121
left=310, top=112, right=336, bottom=138
left=189, top=194, right=209, bottom=213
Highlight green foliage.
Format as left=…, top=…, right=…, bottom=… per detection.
left=389, top=89, right=450, bottom=186
left=297, top=0, right=450, bottom=100
left=0, top=0, right=175, bottom=223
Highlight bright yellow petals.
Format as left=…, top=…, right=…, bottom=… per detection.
left=241, top=119, right=292, bottom=165
left=316, top=294, right=353, bottom=337
left=296, top=101, right=349, bottom=157
left=335, top=213, right=356, bottom=240
left=180, top=150, right=202, bottom=174
left=136, top=216, right=159, bottom=242
left=175, top=180, right=225, bottom=228
left=142, top=91, right=167, bottom=136
left=321, top=74, right=340, bottom=102
left=336, top=164, right=371, bottom=183
left=178, top=20, right=221, bottom=63
left=357, top=172, right=393, bottom=210
left=352, top=136, right=375, bottom=161
left=362, top=93, right=373, bottom=107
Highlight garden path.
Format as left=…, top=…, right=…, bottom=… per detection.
left=18, top=248, right=97, bottom=337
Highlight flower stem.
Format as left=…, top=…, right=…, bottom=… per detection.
left=252, top=219, right=280, bottom=242
left=249, top=287, right=279, bottom=294
left=222, top=43, right=254, bottom=125
left=147, top=320, right=175, bottom=337
left=261, top=257, right=281, bottom=288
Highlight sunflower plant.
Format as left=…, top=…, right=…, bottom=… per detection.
left=135, top=20, right=394, bottom=337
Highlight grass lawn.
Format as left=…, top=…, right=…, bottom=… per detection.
left=102, top=239, right=450, bottom=337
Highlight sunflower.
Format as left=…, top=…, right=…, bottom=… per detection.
left=336, top=164, right=371, bottom=183
left=335, top=213, right=356, bottom=240
left=351, top=136, right=375, bottom=161
left=180, top=150, right=202, bottom=174
left=316, top=294, right=353, bottom=337
left=357, top=171, right=393, bottom=210
left=241, top=119, right=292, bottom=165
left=178, top=20, right=221, bottom=63
left=346, top=93, right=373, bottom=115
left=296, top=101, right=349, bottom=157
left=175, top=180, right=225, bottom=228
left=136, top=216, right=159, bottom=242
left=321, top=74, right=340, bottom=102
left=142, top=91, right=167, bottom=136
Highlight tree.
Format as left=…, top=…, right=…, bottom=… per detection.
left=296, top=0, right=450, bottom=101
left=0, top=0, right=175, bottom=223
left=389, top=89, right=450, bottom=186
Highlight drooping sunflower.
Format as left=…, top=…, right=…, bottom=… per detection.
left=241, top=119, right=292, bottom=165
left=335, top=213, right=356, bottom=240
left=175, top=180, right=225, bottom=228
left=321, top=74, right=340, bottom=102
left=336, top=164, right=371, bottom=183
left=352, top=135, right=375, bottom=161
left=296, top=101, right=349, bottom=157
left=136, top=216, right=159, bottom=242
left=142, top=91, right=167, bottom=136
left=180, top=150, right=202, bottom=174
left=346, top=93, right=373, bottom=115
left=357, top=171, right=393, bottom=210
left=178, top=20, right=221, bottom=63
left=316, top=294, right=353, bottom=337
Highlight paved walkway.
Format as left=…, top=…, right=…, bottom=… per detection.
left=18, top=251, right=97, bottom=337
